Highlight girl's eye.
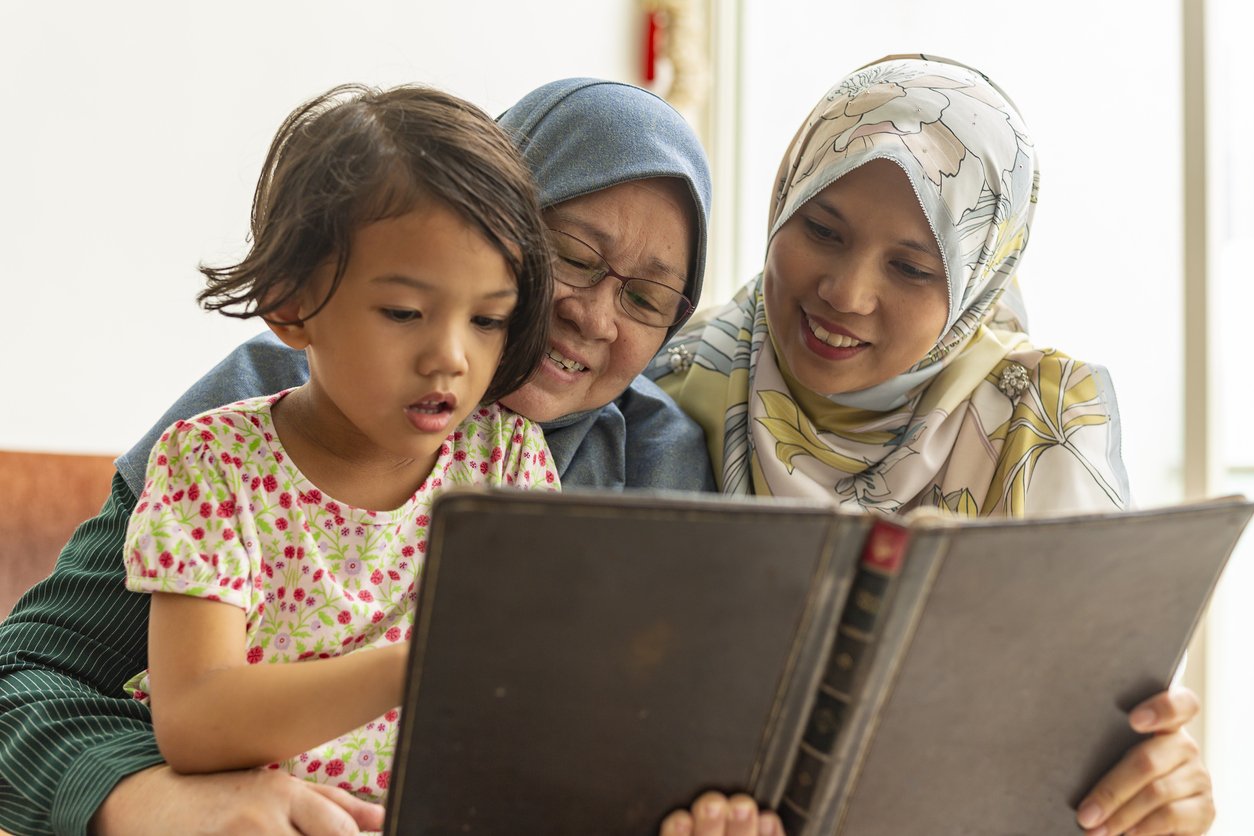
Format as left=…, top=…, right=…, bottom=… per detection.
left=472, top=316, right=508, bottom=331
left=803, top=218, right=841, bottom=243
left=382, top=308, right=421, bottom=323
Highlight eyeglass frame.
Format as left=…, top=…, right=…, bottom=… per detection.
left=545, top=228, right=694, bottom=328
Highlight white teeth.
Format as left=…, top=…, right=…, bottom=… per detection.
left=410, top=402, right=445, bottom=413
left=547, top=349, right=587, bottom=372
left=807, top=316, right=865, bottom=348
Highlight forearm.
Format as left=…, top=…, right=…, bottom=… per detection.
left=0, top=473, right=157, bottom=836
left=0, top=668, right=164, bottom=836
left=153, top=642, right=408, bottom=773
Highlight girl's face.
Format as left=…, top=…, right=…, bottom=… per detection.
left=764, top=159, right=949, bottom=396
left=274, top=201, right=516, bottom=477
left=500, top=178, right=694, bottom=422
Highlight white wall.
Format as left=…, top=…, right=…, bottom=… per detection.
left=0, top=0, right=641, bottom=456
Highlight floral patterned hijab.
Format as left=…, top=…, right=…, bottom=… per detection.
left=653, top=55, right=1129, bottom=516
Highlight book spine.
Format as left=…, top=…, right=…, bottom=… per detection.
left=776, top=518, right=909, bottom=836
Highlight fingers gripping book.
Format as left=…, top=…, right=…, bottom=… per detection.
left=383, top=489, right=1252, bottom=836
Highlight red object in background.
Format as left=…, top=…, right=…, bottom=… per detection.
left=644, top=9, right=660, bottom=82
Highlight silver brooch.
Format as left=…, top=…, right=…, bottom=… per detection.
left=667, top=345, right=693, bottom=373
left=997, top=362, right=1030, bottom=398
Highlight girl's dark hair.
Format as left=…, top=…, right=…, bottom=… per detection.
left=198, top=83, right=552, bottom=403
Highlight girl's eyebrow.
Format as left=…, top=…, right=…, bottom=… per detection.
left=810, top=197, right=942, bottom=260
left=372, top=274, right=518, bottom=299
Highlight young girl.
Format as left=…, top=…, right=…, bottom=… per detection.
left=122, top=82, right=558, bottom=802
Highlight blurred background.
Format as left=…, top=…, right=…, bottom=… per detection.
left=2, top=1, right=1249, bottom=830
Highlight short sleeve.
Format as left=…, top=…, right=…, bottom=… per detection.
left=494, top=410, right=561, bottom=491
left=124, top=415, right=260, bottom=610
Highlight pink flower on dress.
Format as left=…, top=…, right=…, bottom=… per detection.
left=377, top=770, right=390, bottom=790
left=246, top=646, right=263, bottom=664
left=337, top=610, right=352, bottom=625
left=199, top=502, right=213, bottom=519
left=479, top=461, right=489, bottom=474
left=293, top=588, right=306, bottom=602
left=200, top=430, right=214, bottom=442
left=388, top=569, right=401, bottom=582
left=385, top=709, right=399, bottom=723
left=158, top=552, right=173, bottom=568
left=187, top=484, right=201, bottom=501
left=156, top=454, right=168, bottom=466
left=357, top=590, right=374, bottom=603
left=275, top=517, right=288, bottom=531
left=325, top=759, right=345, bottom=777
left=370, top=569, right=384, bottom=585
left=306, top=759, right=322, bottom=773
left=490, top=447, right=503, bottom=463
left=217, top=500, right=236, bottom=518
left=454, top=450, right=467, bottom=462
left=279, top=492, right=292, bottom=509
left=385, top=627, right=401, bottom=642
left=263, top=474, right=278, bottom=492
left=191, top=527, right=205, bottom=541
left=223, top=528, right=235, bottom=541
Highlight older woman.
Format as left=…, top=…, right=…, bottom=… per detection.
left=654, top=55, right=1211, bottom=836
left=0, top=78, right=714, bottom=836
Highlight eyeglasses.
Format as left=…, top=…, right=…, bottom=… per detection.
left=546, top=228, right=693, bottom=328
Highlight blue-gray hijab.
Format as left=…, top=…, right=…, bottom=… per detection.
left=497, top=78, right=711, bottom=342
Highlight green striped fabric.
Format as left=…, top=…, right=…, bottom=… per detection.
left=0, top=473, right=164, bottom=836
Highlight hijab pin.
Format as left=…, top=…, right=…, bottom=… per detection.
left=997, top=362, right=1030, bottom=399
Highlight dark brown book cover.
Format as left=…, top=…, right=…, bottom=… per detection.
left=383, top=490, right=1252, bottom=836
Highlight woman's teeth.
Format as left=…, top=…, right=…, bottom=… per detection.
left=807, top=317, right=865, bottom=348
left=547, top=349, right=587, bottom=372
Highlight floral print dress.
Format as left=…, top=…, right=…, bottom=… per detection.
left=123, top=390, right=558, bottom=800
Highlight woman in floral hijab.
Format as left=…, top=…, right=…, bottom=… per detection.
left=654, top=55, right=1212, bottom=836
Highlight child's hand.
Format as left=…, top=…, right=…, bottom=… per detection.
left=658, top=791, right=784, bottom=836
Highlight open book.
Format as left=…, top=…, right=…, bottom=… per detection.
left=382, top=489, right=1252, bottom=836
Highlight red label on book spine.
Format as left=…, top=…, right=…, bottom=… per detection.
left=861, top=520, right=909, bottom=574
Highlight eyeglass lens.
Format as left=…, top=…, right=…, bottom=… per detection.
left=548, top=230, right=691, bottom=327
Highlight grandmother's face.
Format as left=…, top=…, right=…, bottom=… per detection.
left=764, top=159, right=949, bottom=396
left=501, top=178, right=694, bottom=421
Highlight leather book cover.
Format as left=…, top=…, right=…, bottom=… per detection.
left=382, top=491, right=1252, bottom=836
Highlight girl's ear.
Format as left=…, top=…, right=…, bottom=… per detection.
left=263, top=294, right=312, bottom=350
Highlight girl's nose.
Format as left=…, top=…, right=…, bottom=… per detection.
left=418, top=326, right=469, bottom=378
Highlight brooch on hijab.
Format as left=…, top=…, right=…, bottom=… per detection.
left=997, top=362, right=1030, bottom=399
left=667, top=344, right=693, bottom=372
